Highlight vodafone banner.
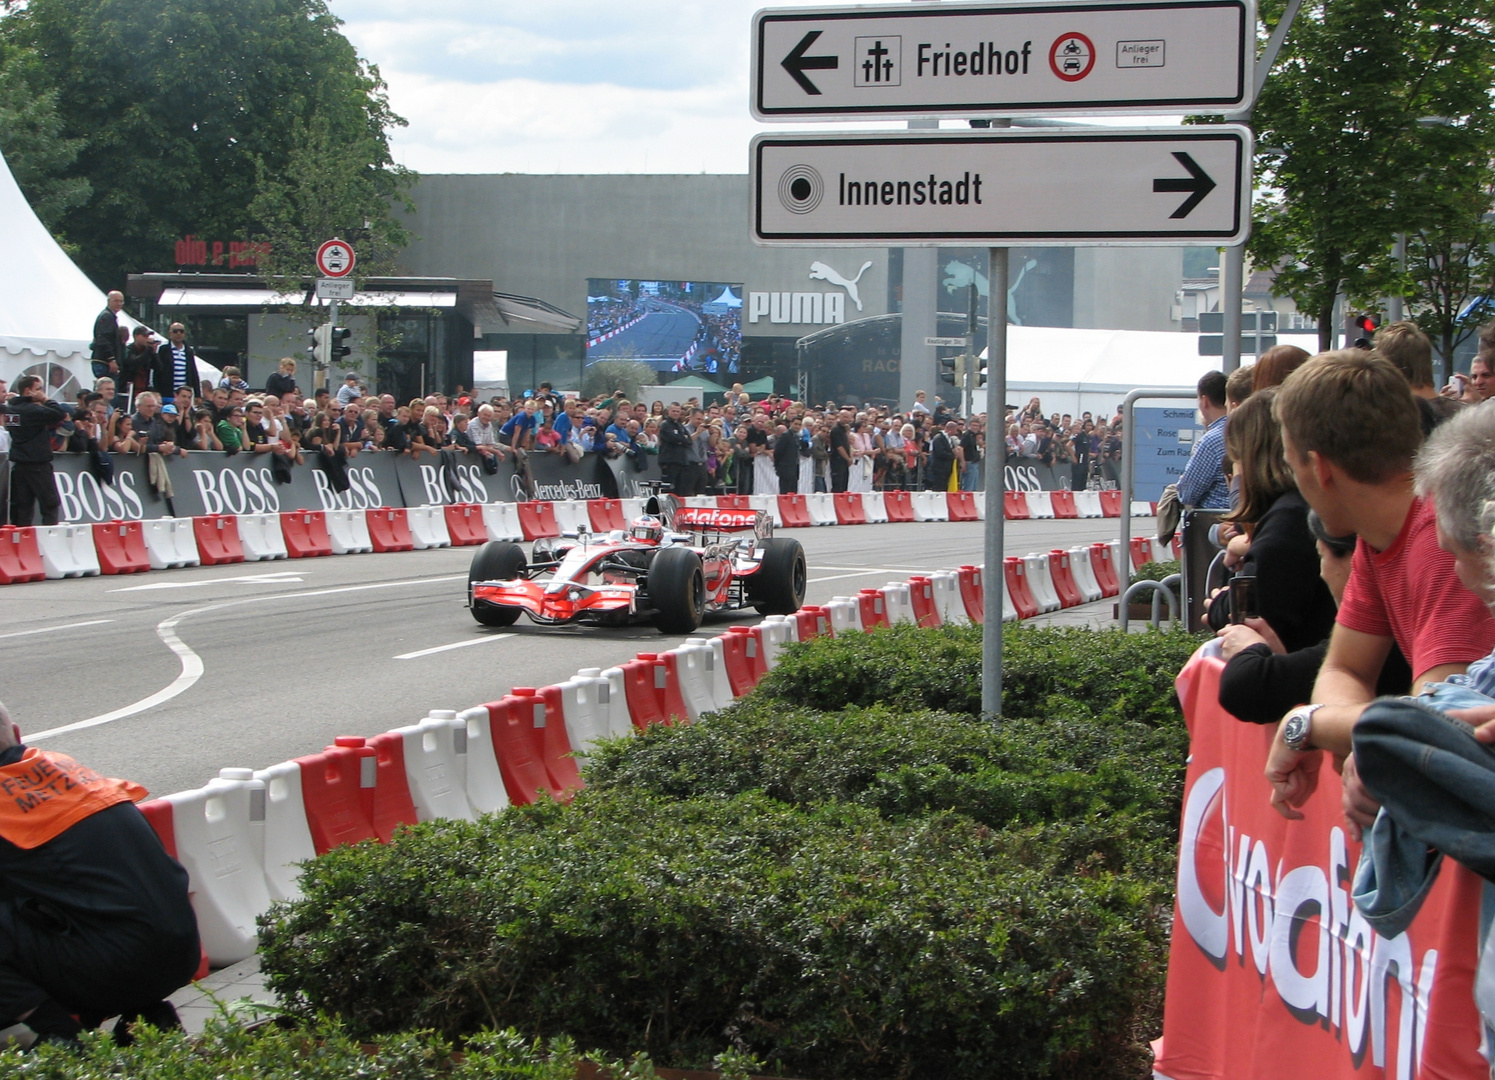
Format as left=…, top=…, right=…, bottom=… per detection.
left=1158, top=649, right=1487, bottom=1080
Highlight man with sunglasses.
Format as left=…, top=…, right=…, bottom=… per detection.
left=151, top=323, right=198, bottom=398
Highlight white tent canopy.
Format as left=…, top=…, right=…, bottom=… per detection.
left=972, top=324, right=1219, bottom=418
left=0, top=146, right=225, bottom=399
left=702, top=286, right=742, bottom=313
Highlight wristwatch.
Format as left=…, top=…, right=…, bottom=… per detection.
left=1282, top=704, right=1324, bottom=752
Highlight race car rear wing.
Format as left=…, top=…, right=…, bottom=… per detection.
left=650, top=494, right=772, bottom=541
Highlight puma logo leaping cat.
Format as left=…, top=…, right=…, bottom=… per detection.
left=808, top=260, right=873, bottom=311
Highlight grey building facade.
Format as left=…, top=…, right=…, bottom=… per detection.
left=394, top=173, right=1189, bottom=404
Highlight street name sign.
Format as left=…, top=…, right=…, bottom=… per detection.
left=750, top=126, right=1250, bottom=246
left=926, top=336, right=969, bottom=346
left=752, top=0, right=1253, bottom=120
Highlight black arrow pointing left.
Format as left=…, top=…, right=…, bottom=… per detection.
left=1153, top=152, right=1217, bottom=218
left=782, top=31, right=838, bottom=95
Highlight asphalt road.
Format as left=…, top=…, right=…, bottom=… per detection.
left=587, top=303, right=699, bottom=362
left=0, top=517, right=1121, bottom=799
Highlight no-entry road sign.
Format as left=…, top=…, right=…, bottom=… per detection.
left=750, top=126, right=1251, bottom=246
left=752, top=1, right=1253, bottom=119
left=315, top=238, right=356, bottom=278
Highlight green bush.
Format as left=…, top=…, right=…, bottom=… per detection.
left=752, top=622, right=1200, bottom=727
left=1134, top=559, right=1180, bottom=582
left=257, top=622, right=1200, bottom=1080
left=260, top=792, right=1168, bottom=1080
left=0, top=1018, right=728, bottom=1080
left=584, top=701, right=1186, bottom=859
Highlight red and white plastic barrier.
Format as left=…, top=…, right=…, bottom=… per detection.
left=1023, top=491, right=1055, bottom=519
left=238, top=513, right=289, bottom=561
left=96, top=519, right=153, bottom=572
left=406, top=505, right=451, bottom=549
left=34, top=524, right=100, bottom=578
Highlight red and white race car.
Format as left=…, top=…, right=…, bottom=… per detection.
left=467, top=496, right=807, bottom=633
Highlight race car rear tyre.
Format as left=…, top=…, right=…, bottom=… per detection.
left=748, top=536, right=807, bottom=615
left=469, top=542, right=527, bottom=627
left=650, top=546, right=706, bottom=634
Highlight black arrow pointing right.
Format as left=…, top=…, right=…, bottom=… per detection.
left=1153, top=152, right=1217, bottom=218
left=782, top=31, right=839, bottom=96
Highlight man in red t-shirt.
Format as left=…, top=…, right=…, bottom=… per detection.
left=1265, top=351, right=1495, bottom=835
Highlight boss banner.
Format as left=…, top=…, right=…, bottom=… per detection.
left=162, top=452, right=402, bottom=519
left=48, top=454, right=161, bottom=524
left=1157, top=650, right=1484, bottom=1080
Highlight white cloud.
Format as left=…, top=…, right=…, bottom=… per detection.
left=329, top=0, right=841, bottom=174
left=327, top=0, right=1182, bottom=176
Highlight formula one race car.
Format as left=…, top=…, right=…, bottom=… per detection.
left=467, top=496, right=807, bottom=633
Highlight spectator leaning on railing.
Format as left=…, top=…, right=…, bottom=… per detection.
left=1262, top=351, right=1495, bottom=839
left=1346, top=402, right=1495, bottom=942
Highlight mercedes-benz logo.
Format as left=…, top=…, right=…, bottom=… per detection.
left=778, top=165, right=823, bottom=214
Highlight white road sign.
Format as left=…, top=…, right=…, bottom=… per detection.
left=925, top=336, right=969, bottom=347
left=750, top=126, right=1250, bottom=246
left=315, top=277, right=355, bottom=300
left=752, top=1, right=1253, bottom=119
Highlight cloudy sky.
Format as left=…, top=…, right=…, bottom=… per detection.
left=327, top=0, right=946, bottom=175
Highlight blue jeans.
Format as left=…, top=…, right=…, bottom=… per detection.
left=1351, top=687, right=1495, bottom=936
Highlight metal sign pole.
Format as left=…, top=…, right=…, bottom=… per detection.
left=982, top=246, right=1008, bottom=720
left=963, top=282, right=977, bottom=419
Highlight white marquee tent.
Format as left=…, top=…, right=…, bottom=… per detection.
left=972, top=324, right=1223, bottom=418
left=0, top=147, right=223, bottom=399
left=0, top=146, right=119, bottom=400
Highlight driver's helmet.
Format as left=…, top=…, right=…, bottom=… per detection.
left=629, top=515, right=664, bottom=543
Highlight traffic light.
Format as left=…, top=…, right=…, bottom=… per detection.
left=1356, top=313, right=1378, bottom=336
left=306, top=324, right=330, bottom=367
left=974, top=356, right=988, bottom=387
left=938, top=355, right=965, bottom=385
left=329, top=326, right=351, bottom=363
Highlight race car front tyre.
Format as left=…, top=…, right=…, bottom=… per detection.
left=469, top=541, right=527, bottom=626
left=650, top=546, right=706, bottom=634
left=748, top=536, right=807, bottom=615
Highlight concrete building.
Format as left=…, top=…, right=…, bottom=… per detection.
left=395, top=173, right=1190, bottom=404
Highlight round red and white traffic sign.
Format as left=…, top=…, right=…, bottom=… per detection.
left=315, top=238, right=356, bottom=278
left=1049, top=32, right=1095, bottom=82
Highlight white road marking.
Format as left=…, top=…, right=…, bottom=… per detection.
left=28, top=574, right=466, bottom=742
left=809, top=570, right=907, bottom=584
left=811, top=565, right=929, bottom=573
left=0, top=619, right=114, bottom=641
left=109, top=571, right=306, bottom=592
left=394, top=633, right=516, bottom=660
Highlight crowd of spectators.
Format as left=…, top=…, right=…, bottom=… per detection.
left=6, top=335, right=1144, bottom=522
left=1192, top=319, right=1495, bottom=1035
left=586, top=298, right=644, bottom=341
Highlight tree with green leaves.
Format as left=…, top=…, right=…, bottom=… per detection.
left=1249, top=0, right=1495, bottom=353
left=249, top=111, right=413, bottom=289
left=0, top=43, right=91, bottom=246
left=0, top=0, right=408, bottom=290
left=1403, top=165, right=1495, bottom=376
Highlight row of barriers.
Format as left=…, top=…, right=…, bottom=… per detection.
left=0, top=493, right=1160, bottom=585
left=130, top=530, right=1176, bottom=971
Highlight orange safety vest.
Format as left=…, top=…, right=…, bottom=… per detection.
left=0, top=748, right=147, bottom=850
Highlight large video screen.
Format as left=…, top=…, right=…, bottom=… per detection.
left=586, top=279, right=741, bottom=374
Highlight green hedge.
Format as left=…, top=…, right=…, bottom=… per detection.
left=260, top=793, right=1168, bottom=1080
left=0, top=1019, right=725, bottom=1080
left=258, top=623, right=1200, bottom=1080
left=751, top=622, right=1199, bottom=727
left=584, top=701, right=1186, bottom=861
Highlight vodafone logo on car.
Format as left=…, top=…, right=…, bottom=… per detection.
left=672, top=507, right=760, bottom=531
